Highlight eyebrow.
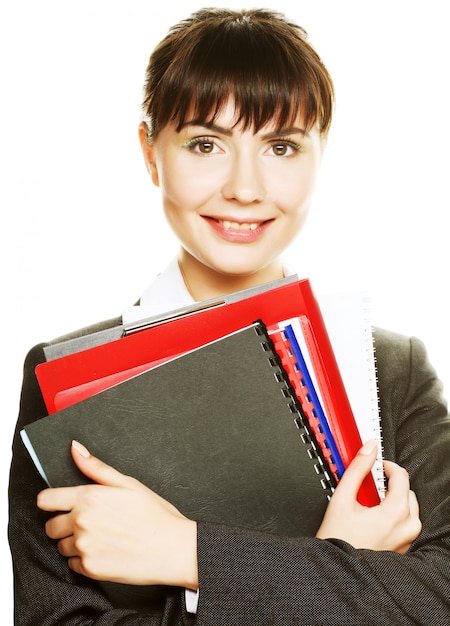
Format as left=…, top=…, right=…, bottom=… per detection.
left=180, top=121, right=307, bottom=138
left=262, top=127, right=307, bottom=139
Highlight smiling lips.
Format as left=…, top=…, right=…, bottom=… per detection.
left=204, top=216, right=273, bottom=243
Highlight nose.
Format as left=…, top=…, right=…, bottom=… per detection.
left=222, top=151, right=265, bottom=204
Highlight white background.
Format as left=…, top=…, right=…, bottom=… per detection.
left=1, top=1, right=449, bottom=621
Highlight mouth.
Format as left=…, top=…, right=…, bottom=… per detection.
left=203, top=216, right=274, bottom=242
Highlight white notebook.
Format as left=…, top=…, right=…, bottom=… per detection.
left=318, top=291, right=384, bottom=499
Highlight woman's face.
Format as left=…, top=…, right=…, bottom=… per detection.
left=141, top=100, right=325, bottom=292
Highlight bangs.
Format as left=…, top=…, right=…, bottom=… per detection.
left=143, top=10, right=334, bottom=137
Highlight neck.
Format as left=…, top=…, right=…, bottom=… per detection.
left=178, top=251, right=285, bottom=302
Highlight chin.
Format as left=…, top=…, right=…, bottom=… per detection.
left=211, top=259, right=280, bottom=281
left=209, top=261, right=262, bottom=277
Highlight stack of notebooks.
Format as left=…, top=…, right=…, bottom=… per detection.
left=22, top=275, right=384, bottom=604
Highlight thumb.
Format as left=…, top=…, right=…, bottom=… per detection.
left=71, top=440, right=129, bottom=488
left=336, top=439, right=378, bottom=501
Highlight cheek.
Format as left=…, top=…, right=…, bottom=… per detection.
left=269, top=156, right=320, bottom=210
left=159, top=163, right=218, bottom=211
left=291, top=164, right=320, bottom=209
left=277, top=176, right=316, bottom=217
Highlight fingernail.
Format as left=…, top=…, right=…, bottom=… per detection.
left=359, top=439, right=377, bottom=456
left=72, top=440, right=90, bottom=458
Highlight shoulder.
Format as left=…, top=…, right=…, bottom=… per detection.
left=373, top=326, right=438, bottom=384
left=18, top=315, right=122, bottom=429
left=23, top=315, right=122, bottom=370
left=373, top=326, right=448, bottom=458
left=372, top=325, right=443, bottom=398
left=372, top=327, right=414, bottom=414
left=373, top=326, right=413, bottom=375
left=47, top=315, right=123, bottom=345
left=373, top=325, right=415, bottom=358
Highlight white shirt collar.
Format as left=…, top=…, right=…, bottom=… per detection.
left=122, top=256, right=295, bottom=325
left=122, top=258, right=194, bottom=325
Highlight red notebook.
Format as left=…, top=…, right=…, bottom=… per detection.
left=268, top=324, right=344, bottom=482
left=35, top=278, right=380, bottom=506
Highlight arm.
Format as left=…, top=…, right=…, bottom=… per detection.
left=194, top=332, right=450, bottom=625
left=8, top=344, right=194, bottom=625
left=38, top=434, right=416, bottom=586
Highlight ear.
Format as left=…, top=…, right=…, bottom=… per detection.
left=138, top=122, right=159, bottom=186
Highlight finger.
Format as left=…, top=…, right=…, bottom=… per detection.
left=45, top=512, right=73, bottom=539
left=57, top=535, right=77, bottom=558
left=408, top=489, right=420, bottom=520
left=70, top=440, right=131, bottom=488
left=38, top=486, right=82, bottom=512
left=335, top=439, right=378, bottom=500
left=383, top=461, right=410, bottom=500
left=408, top=491, right=422, bottom=541
left=67, top=556, right=84, bottom=576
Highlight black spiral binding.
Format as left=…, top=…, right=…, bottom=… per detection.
left=254, top=322, right=337, bottom=500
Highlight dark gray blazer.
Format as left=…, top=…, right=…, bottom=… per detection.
left=8, top=319, right=450, bottom=625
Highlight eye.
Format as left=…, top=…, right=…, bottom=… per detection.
left=267, top=140, right=302, bottom=157
left=183, top=137, right=221, bottom=155
left=195, top=141, right=215, bottom=154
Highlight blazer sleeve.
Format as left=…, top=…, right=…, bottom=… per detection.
left=8, top=344, right=195, bottom=626
left=195, top=331, right=450, bottom=626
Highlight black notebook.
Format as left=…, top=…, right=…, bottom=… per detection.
left=22, top=321, right=335, bottom=608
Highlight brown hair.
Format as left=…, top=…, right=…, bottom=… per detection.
left=142, top=8, right=334, bottom=139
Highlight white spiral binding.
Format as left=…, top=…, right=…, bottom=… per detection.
left=363, top=295, right=385, bottom=499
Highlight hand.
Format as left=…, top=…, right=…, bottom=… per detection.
left=37, top=441, right=198, bottom=589
left=316, top=439, right=421, bottom=553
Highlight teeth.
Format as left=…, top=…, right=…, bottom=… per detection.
left=221, top=220, right=259, bottom=231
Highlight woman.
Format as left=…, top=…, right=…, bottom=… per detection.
left=9, top=8, right=449, bottom=625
